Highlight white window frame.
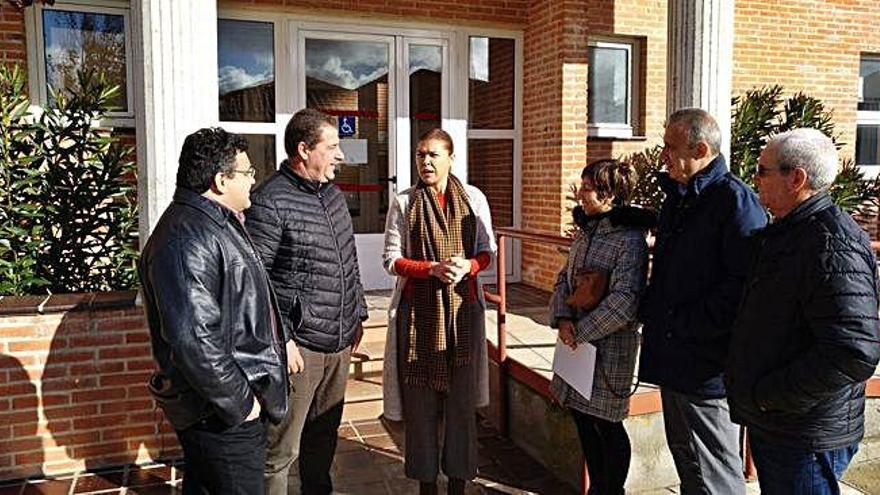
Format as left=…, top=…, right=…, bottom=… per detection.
left=25, top=0, right=135, bottom=126
left=462, top=30, right=523, bottom=284
left=217, top=13, right=287, bottom=168
left=858, top=54, right=880, bottom=172
left=587, top=37, right=640, bottom=139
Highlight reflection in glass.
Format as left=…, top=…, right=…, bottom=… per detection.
left=241, top=134, right=277, bottom=185
left=469, top=37, right=515, bottom=129
left=467, top=139, right=514, bottom=227
left=409, top=44, right=443, bottom=184
left=306, top=39, right=390, bottom=234
left=588, top=46, right=629, bottom=124
left=857, top=125, right=879, bottom=166
left=860, top=57, right=880, bottom=111
left=218, top=20, right=274, bottom=122
left=43, top=9, right=127, bottom=111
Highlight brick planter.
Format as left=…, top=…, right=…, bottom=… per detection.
left=0, top=291, right=179, bottom=481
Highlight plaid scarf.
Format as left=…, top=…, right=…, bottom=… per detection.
left=403, top=174, right=477, bottom=392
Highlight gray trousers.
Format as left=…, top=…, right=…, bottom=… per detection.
left=401, top=364, right=478, bottom=483
left=398, top=308, right=478, bottom=483
left=660, top=388, right=746, bottom=495
left=264, top=346, right=351, bottom=495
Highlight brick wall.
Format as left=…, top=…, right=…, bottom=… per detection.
left=226, top=0, right=528, bottom=25
left=520, top=0, right=569, bottom=289
left=585, top=0, right=668, bottom=164
left=468, top=139, right=514, bottom=227
left=0, top=6, right=26, bottom=67
left=0, top=293, right=178, bottom=480
left=518, top=0, right=672, bottom=290
left=733, top=0, right=880, bottom=161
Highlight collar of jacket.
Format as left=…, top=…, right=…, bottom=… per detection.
left=173, top=187, right=236, bottom=228
left=279, top=160, right=332, bottom=194
left=764, top=191, right=834, bottom=235
left=572, top=205, right=656, bottom=233
left=658, top=154, right=729, bottom=198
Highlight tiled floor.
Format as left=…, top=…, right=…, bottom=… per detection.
left=0, top=374, right=577, bottom=495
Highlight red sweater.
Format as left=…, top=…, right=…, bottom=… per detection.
left=393, top=188, right=491, bottom=280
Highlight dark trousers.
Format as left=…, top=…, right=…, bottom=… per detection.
left=264, top=346, right=350, bottom=495
left=176, top=416, right=267, bottom=495
left=749, top=432, right=858, bottom=495
left=570, top=409, right=630, bottom=495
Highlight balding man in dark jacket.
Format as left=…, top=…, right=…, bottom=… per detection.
left=639, top=109, right=766, bottom=494
left=727, top=128, right=880, bottom=494
left=247, top=109, right=368, bottom=495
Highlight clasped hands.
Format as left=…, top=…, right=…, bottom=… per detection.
left=429, top=256, right=471, bottom=284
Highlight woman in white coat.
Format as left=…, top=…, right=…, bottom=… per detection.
left=381, top=128, right=496, bottom=495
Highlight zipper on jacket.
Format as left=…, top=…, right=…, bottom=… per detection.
left=232, top=218, right=286, bottom=356
left=317, top=189, right=347, bottom=352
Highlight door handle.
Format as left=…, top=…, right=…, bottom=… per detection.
left=378, top=175, right=397, bottom=184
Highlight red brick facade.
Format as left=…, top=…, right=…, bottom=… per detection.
left=0, top=6, right=25, bottom=65
left=733, top=0, right=880, bottom=160
left=0, top=295, right=179, bottom=480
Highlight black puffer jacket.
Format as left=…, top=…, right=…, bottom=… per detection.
left=726, top=193, right=880, bottom=451
left=139, top=188, right=289, bottom=430
left=246, top=165, right=368, bottom=353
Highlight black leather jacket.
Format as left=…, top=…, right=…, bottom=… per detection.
left=246, top=165, right=368, bottom=353
left=726, top=193, right=880, bottom=451
left=139, top=188, right=289, bottom=430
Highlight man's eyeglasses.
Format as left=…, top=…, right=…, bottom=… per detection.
left=754, top=165, right=793, bottom=178
left=229, top=167, right=257, bottom=178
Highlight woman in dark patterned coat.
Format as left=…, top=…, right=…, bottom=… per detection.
left=549, top=159, right=654, bottom=495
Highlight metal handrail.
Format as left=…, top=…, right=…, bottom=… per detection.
left=482, top=227, right=572, bottom=437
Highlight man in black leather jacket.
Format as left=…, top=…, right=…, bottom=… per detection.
left=140, top=128, right=299, bottom=494
left=247, top=109, right=369, bottom=495
left=727, top=128, right=880, bottom=494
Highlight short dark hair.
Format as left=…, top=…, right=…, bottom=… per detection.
left=284, top=108, right=336, bottom=158
left=176, top=127, right=248, bottom=194
left=417, top=128, right=454, bottom=154
left=581, top=159, right=639, bottom=206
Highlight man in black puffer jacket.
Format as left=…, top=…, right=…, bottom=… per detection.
left=727, top=128, right=880, bottom=494
left=140, top=128, right=291, bottom=494
left=247, top=109, right=368, bottom=495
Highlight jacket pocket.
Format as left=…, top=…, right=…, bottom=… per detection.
left=148, top=372, right=207, bottom=429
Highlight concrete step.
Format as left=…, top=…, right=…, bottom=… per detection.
left=350, top=312, right=388, bottom=379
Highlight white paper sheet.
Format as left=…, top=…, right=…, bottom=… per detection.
left=552, top=338, right=597, bottom=401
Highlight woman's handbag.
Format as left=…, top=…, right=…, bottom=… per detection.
left=564, top=222, right=609, bottom=311
left=565, top=268, right=609, bottom=311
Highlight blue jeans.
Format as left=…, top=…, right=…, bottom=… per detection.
left=749, top=432, right=858, bottom=495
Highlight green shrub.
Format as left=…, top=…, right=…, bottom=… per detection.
left=625, top=86, right=880, bottom=216
left=0, top=64, right=48, bottom=294
left=0, top=64, right=138, bottom=295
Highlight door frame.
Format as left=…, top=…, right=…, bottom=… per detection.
left=217, top=9, right=523, bottom=288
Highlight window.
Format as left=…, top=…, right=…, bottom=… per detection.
left=218, top=17, right=279, bottom=186
left=467, top=36, right=518, bottom=228
left=857, top=55, right=880, bottom=168
left=31, top=3, right=132, bottom=118
left=587, top=38, right=641, bottom=139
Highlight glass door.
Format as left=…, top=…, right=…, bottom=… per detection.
left=300, top=33, right=395, bottom=235
left=398, top=37, right=448, bottom=189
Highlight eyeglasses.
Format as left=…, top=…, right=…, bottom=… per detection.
left=754, top=165, right=793, bottom=178
left=229, top=167, right=257, bottom=178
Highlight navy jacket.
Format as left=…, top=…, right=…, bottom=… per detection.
left=638, top=155, right=767, bottom=397
left=245, top=165, right=368, bottom=354
left=726, top=193, right=880, bottom=450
